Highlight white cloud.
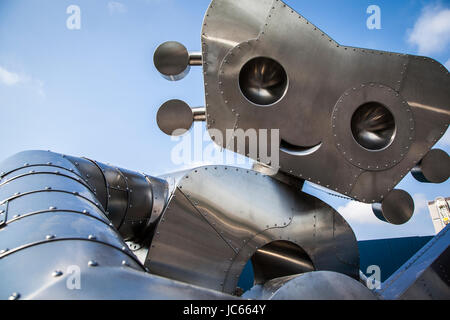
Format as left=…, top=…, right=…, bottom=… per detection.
left=412, top=193, right=429, bottom=213
left=407, top=4, right=450, bottom=55
left=0, top=65, right=45, bottom=97
left=107, top=2, right=127, bottom=15
left=337, top=201, right=384, bottom=225
left=0, top=66, right=22, bottom=86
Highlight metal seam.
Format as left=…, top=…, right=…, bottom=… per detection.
left=114, top=167, right=130, bottom=230
left=177, top=187, right=238, bottom=255
left=4, top=209, right=111, bottom=228
left=83, top=158, right=109, bottom=210
left=0, top=164, right=84, bottom=183
left=0, top=201, right=8, bottom=227
left=0, top=237, right=144, bottom=269
left=0, top=171, right=96, bottom=195
left=0, top=190, right=105, bottom=213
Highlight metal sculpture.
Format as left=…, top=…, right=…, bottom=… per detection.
left=155, top=0, right=450, bottom=225
left=1, top=0, right=449, bottom=300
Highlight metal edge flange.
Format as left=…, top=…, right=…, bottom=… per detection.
left=0, top=201, right=7, bottom=227
left=332, top=83, right=415, bottom=171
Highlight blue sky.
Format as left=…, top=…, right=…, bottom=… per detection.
left=0, top=0, right=449, bottom=240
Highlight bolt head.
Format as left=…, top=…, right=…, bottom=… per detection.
left=52, top=270, right=63, bottom=277
left=8, top=292, right=20, bottom=300
left=88, top=260, right=98, bottom=267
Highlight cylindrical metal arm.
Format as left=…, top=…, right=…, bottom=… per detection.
left=193, top=107, right=206, bottom=121
left=189, top=52, right=203, bottom=66
left=0, top=150, right=236, bottom=300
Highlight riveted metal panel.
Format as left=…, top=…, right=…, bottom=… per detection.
left=0, top=211, right=131, bottom=259
left=378, top=225, right=450, bottom=300
left=117, top=169, right=153, bottom=240
left=145, top=175, right=169, bottom=227
left=5, top=192, right=109, bottom=224
left=201, top=0, right=450, bottom=204
left=245, top=271, right=377, bottom=300
left=0, top=166, right=85, bottom=187
left=201, top=0, right=274, bottom=148
left=0, top=173, right=98, bottom=205
left=65, top=156, right=108, bottom=208
left=0, top=151, right=79, bottom=181
left=0, top=240, right=236, bottom=300
left=178, top=166, right=295, bottom=252
left=146, top=187, right=236, bottom=292
left=148, top=166, right=358, bottom=294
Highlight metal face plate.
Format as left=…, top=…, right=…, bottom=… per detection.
left=332, top=84, right=415, bottom=171
left=201, top=0, right=450, bottom=202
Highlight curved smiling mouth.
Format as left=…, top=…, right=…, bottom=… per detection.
left=280, top=139, right=322, bottom=156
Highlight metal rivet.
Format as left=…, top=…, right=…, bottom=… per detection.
left=46, top=235, right=55, bottom=240
left=8, top=292, right=20, bottom=300
left=88, top=235, right=96, bottom=240
left=88, top=260, right=98, bottom=267
left=52, top=270, right=63, bottom=277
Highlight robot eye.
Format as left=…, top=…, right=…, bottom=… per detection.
left=239, top=57, right=288, bottom=106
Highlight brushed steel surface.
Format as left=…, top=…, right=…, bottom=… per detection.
left=372, top=189, right=415, bottom=225
left=154, top=41, right=191, bottom=81
left=411, top=149, right=450, bottom=184
left=377, top=224, right=450, bottom=300
left=199, top=0, right=449, bottom=208
left=0, top=151, right=237, bottom=300
left=251, top=241, right=314, bottom=284
left=244, top=271, right=377, bottom=300
left=157, top=99, right=194, bottom=136
left=239, top=56, right=288, bottom=106
left=146, top=165, right=359, bottom=294
left=0, top=240, right=236, bottom=300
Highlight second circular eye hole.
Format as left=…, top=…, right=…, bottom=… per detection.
left=239, top=57, right=288, bottom=106
left=351, top=102, right=396, bottom=151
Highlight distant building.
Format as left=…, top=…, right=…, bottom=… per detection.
left=428, top=197, right=450, bottom=234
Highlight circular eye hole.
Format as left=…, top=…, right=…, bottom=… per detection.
left=239, top=57, right=288, bottom=106
left=351, top=102, right=396, bottom=151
